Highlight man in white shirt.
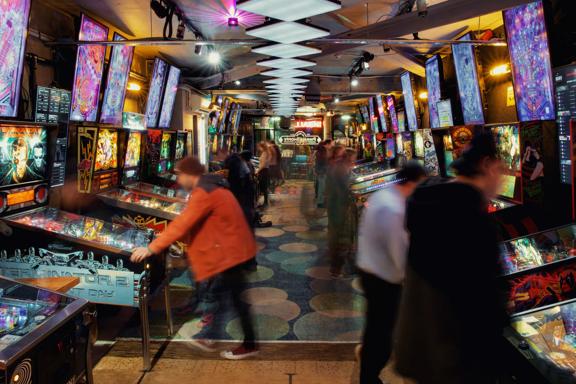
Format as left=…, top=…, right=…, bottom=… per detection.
left=357, top=161, right=426, bottom=384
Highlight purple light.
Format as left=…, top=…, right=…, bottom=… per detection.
left=228, top=17, right=239, bottom=27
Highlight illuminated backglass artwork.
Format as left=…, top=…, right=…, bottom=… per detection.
left=504, top=1, right=555, bottom=121
left=100, top=33, right=134, bottom=125
left=401, top=72, right=418, bottom=131
left=160, top=133, right=172, bottom=159
left=175, top=133, right=185, bottom=160
left=0, top=0, right=31, bottom=118
left=94, top=129, right=118, bottom=171
left=492, top=124, right=520, bottom=172
left=0, top=126, right=47, bottom=186
left=145, top=58, right=168, bottom=128
left=452, top=34, right=485, bottom=125
left=70, top=15, right=108, bottom=122
left=158, top=66, right=181, bottom=128
left=375, top=95, right=387, bottom=132
left=124, top=131, right=142, bottom=168
left=387, top=96, right=399, bottom=133
left=426, top=56, right=442, bottom=129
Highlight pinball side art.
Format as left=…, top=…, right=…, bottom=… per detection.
left=77, top=127, right=98, bottom=193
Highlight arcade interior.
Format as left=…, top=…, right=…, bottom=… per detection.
left=0, top=0, right=575, bottom=383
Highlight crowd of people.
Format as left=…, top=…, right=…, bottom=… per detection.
left=130, top=132, right=510, bottom=382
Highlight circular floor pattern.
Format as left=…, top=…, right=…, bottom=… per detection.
left=310, top=278, right=354, bottom=294
left=305, top=266, right=334, bottom=281
left=251, top=300, right=301, bottom=321
left=257, top=241, right=266, bottom=252
left=255, top=227, right=285, bottom=238
left=280, top=256, right=318, bottom=276
left=293, top=312, right=364, bottom=341
left=282, top=225, right=310, bottom=232
left=351, top=277, right=364, bottom=293
left=279, top=242, right=318, bottom=254
left=264, top=251, right=292, bottom=263
left=296, top=231, right=327, bottom=241
left=309, top=293, right=366, bottom=318
left=226, top=314, right=289, bottom=341
left=240, top=287, right=288, bottom=305
left=244, top=265, right=274, bottom=283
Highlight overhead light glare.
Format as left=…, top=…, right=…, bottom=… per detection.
left=489, top=63, right=511, bottom=77
left=208, top=51, right=221, bottom=65
left=350, top=78, right=359, bottom=87
left=237, top=0, right=341, bottom=21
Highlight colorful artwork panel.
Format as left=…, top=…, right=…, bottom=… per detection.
left=0, top=0, right=31, bottom=117
left=0, top=126, right=47, bottom=187
left=158, top=66, right=181, bottom=128
left=94, top=129, right=118, bottom=171
left=452, top=34, right=485, bottom=125
left=100, top=33, right=134, bottom=125
left=160, top=133, right=172, bottom=160
left=425, top=56, right=442, bottom=129
left=125, top=131, right=142, bottom=168
left=145, top=58, right=168, bottom=128
left=70, top=15, right=108, bottom=122
left=401, top=72, right=419, bottom=131
left=386, top=96, right=399, bottom=133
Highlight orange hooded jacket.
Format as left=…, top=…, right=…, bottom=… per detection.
left=148, top=175, right=257, bottom=281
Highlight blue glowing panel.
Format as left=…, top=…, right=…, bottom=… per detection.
left=452, top=34, right=484, bottom=125
left=145, top=58, right=168, bottom=128
left=158, top=66, right=181, bottom=128
left=426, top=56, right=442, bottom=128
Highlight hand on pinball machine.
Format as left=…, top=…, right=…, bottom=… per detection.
left=131, top=247, right=152, bottom=263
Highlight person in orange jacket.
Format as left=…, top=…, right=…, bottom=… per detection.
left=131, top=156, right=259, bottom=360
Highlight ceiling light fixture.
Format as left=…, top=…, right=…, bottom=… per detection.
left=257, top=58, right=316, bottom=69
left=264, top=78, right=309, bottom=85
left=208, top=50, right=221, bottom=65
left=237, top=0, right=341, bottom=21
left=350, top=77, right=359, bottom=87
left=246, top=20, right=329, bottom=44
left=261, top=68, right=313, bottom=77
left=235, top=80, right=241, bottom=86
left=334, top=97, right=340, bottom=103
left=252, top=43, right=321, bottom=58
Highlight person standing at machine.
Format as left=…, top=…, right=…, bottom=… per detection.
left=356, top=161, right=426, bottom=384
left=395, top=132, right=508, bottom=383
left=131, top=157, right=259, bottom=360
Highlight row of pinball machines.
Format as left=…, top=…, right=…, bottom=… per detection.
left=0, top=121, right=187, bottom=373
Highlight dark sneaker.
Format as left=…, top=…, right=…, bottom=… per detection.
left=220, top=345, right=260, bottom=360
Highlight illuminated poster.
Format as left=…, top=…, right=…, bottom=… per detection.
left=397, top=110, right=406, bottom=133
left=375, top=95, right=387, bottom=132
left=425, top=56, right=442, bottom=128
left=386, top=95, right=399, bottom=133
left=145, top=58, right=168, bottom=128
left=452, top=34, right=485, bottom=125
left=0, top=0, right=30, bottom=117
left=414, top=130, right=424, bottom=158
left=422, top=129, right=439, bottom=176
left=124, top=131, right=142, bottom=168
left=401, top=72, right=419, bottom=131
left=437, top=100, right=453, bottom=127
left=492, top=124, right=520, bottom=172
left=100, top=33, right=135, bottom=126
left=0, top=126, right=47, bottom=186
left=160, top=133, right=172, bottom=159
left=70, top=15, right=108, bottom=122
left=94, top=129, right=118, bottom=171
left=175, top=133, right=186, bottom=160
left=504, top=1, right=555, bottom=121
left=158, top=66, right=181, bottom=128
left=367, top=98, right=378, bottom=132
left=402, top=132, right=413, bottom=160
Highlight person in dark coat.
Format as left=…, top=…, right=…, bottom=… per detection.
left=395, top=132, right=509, bottom=384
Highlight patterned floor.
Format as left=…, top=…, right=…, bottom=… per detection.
left=144, top=180, right=365, bottom=342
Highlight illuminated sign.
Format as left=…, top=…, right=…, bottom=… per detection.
left=279, top=131, right=321, bottom=146
left=294, top=119, right=323, bottom=129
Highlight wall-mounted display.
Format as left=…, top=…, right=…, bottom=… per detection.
left=375, top=95, right=387, bottom=132
left=0, top=126, right=47, bottom=187
left=0, top=0, right=31, bottom=118
left=425, top=56, right=442, bottom=128
left=386, top=95, right=399, bottom=133
left=70, top=15, right=108, bottom=122
left=145, top=58, right=168, bottom=128
left=100, top=33, right=135, bottom=126
left=553, top=65, right=576, bottom=184
left=452, top=33, right=485, bottom=125
left=437, top=100, right=454, bottom=127
left=401, top=72, right=419, bottom=131
left=35, top=86, right=71, bottom=124
left=504, top=1, right=555, bottom=121
left=158, top=66, right=181, bottom=128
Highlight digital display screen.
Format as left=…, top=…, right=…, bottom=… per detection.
left=124, top=131, right=142, bottom=168
left=35, top=86, right=71, bottom=124
left=500, top=174, right=517, bottom=199
left=0, top=0, right=31, bottom=118
left=437, top=100, right=454, bottom=127
left=100, top=33, right=134, bottom=126
left=122, top=112, right=146, bottom=131
left=0, top=126, right=48, bottom=187
left=425, top=56, right=442, bottom=128
left=386, top=95, right=399, bottom=133
left=158, top=66, right=181, bottom=128
left=145, top=58, right=168, bottom=128
left=160, top=133, right=172, bottom=160
left=375, top=95, right=387, bottom=132
left=401, top=72, right=418, bottom=131
left=504, top=1, right=555, bottom=121
left=70, top=15, right=108, bottom=122
left=94, top=129, right=118, bottom=171
left=553, top=65, right=576, bottom=184
left=452, top=33, right=484, bottom=125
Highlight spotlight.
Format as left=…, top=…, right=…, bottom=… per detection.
left=334, top=97, right=340, bottom=103
left=228, top=17, right=239, bottom=27
left=235, top=80, right=241, bottom=86
left=151, top=0, right=168, bottom=18
left=362, top=61, right=370, bottom=70
left=418, top=91, right=428, bottom=100
left=489, top=63, right=511, bottom=77
left=208, top=50, right=221, bottom=65
left=350, top=78, right=359, bottom=87
left=127, top=82, right=141, bottom=92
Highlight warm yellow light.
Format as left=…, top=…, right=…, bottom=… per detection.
left=342, top=114, right=351, bottom=121
left=418, top=91, right=428, bottom=101
left=489, top=63, right=511, bottom=77
left=127, top=82, right=141, bottom=92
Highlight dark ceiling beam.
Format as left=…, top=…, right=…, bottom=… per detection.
left=313, top=0, right=533, bottom=57
left=306, top=76, right=401, bottom=95
left=190, top=61, right=262, bottom=89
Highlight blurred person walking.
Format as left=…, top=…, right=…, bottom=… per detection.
left=256, top=141, right=271, bottom=208
left=326, top=146, right=356, bottom=278
left=395, top=133, right=508, bottom=383
left=131, top=157, right=259, bottom=360
left=268, top=140, right=284, bottom=188
left=356, top=162, right=426, bottom=384
left=314, top=140, right=331, bottom=208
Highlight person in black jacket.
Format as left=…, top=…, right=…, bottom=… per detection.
left=395, top=132, right=509, bottom=384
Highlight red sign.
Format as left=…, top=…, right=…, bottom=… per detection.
left=293, top=119, right=323, bottom=137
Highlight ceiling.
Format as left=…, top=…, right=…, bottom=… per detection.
left=39, top=0, right=530, bottom=107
